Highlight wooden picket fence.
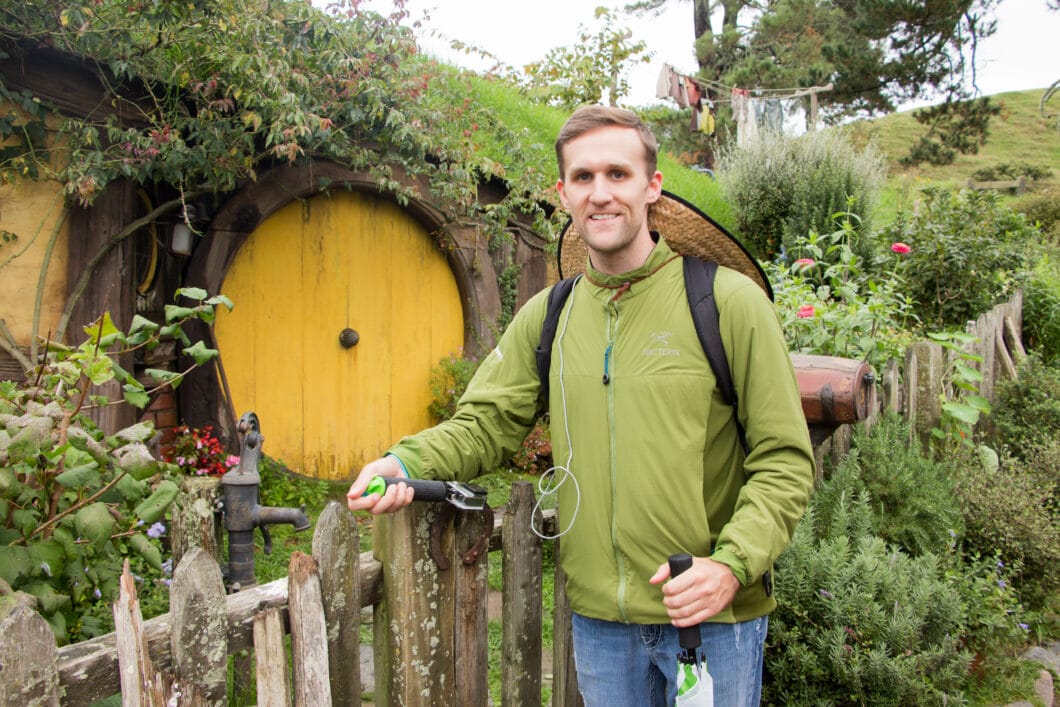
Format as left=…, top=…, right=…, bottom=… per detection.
left=0, top=293, right=1025, bottom=706
left=1, top=482, right=576, bottom=706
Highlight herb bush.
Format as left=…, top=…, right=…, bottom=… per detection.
left=873, top=188, right=1042, bottom=330
left=764, top=414, right=1036, bottom=705
left=814, top=414, right=963, bottom=557
left=717, top=130, right=885, bottom=262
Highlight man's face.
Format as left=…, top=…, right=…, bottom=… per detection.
left=556, top=125, right=663, bottom=275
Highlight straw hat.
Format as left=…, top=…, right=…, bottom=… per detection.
left=557, top=190, right=772, bottom=299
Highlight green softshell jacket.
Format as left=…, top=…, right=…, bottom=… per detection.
left=389, top=237, right=815, bottom=625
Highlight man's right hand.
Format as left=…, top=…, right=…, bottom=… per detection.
left=346, top=456, right=415, bottom=515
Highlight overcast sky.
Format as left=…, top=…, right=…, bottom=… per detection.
left=352, top=0, right=1059, bottom=111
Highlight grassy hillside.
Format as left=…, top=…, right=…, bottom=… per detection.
left=845, top=88, right=1059, bottom=218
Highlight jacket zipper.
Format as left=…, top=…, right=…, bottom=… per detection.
left=605, top=299, right=629, bottom=622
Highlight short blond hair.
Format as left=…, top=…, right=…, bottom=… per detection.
left=555, top=105, right=659, bottom=179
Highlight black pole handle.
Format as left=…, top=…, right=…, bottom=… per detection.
left=668, top=553, right=702, bottom=652
left=381, top=476, right=449, bottom=503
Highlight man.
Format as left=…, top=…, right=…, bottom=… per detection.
left=348, top=105, right=814, bottom=706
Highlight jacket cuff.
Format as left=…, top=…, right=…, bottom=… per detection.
left=386, top=448, right=419, bottom=478
left=710, top=547, right=749, bottom=586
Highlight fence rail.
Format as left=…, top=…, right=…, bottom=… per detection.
left=1, top=295, right=1024, bottom=705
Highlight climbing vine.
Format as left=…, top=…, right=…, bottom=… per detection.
left=0, top=0, right=554, bottom=244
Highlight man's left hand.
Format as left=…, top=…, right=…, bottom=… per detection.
left=649, top=557, right=741, bottom=626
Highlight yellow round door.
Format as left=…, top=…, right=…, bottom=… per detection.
left=214, top=190, right=464, bottom=480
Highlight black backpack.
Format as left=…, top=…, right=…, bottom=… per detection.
left=534, top=256, right=748, bottom=451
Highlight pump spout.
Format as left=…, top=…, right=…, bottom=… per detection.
left=255, top=505, right=311, bottom=532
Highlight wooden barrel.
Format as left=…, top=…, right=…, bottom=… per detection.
left=791, top=354, right=875, bottom=425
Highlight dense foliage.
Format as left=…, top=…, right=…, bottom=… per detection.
left=873, top=188, right=1043, bottom=330
left=0, top=0, right=556, bottom=244
left=717, top=129, right=885, bottom=261
left=764, top=415, right=1035, bottom=705
left=0, top=288, right=228, bottom=643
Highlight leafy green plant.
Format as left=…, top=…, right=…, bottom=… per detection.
left=950, top=442, right=1060, bottom=612
left=258, top=455, right=332, bottom=511
left=718, top=129, right=886, bottom=261
left=766, top=218, right=917, bottom=371
left=927, top=330, right=991, bottom=452
left=765, top=498, right=972, bottom=706
left=0, top=288, right=229, bottom=643
left=992, top=353, right=1060, bottom=457
left=428, top=350, right=481, bottom=423
left=1021, top=255, right=1060, bottom=365
left=875, top=187, right=1043, bottom=330
left=813, top=414, right=962, bottom=558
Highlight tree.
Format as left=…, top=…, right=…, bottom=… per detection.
left=518, top=7, right=653, bottom=109
left=626, top=0, right=1000, bottom=121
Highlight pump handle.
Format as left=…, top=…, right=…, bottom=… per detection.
left=366, top=476, right=449, bottom=503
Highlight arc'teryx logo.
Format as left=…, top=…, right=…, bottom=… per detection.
left=644, top=331, right=681, bottom=357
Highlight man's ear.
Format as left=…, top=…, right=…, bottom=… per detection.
left=646, top=170, right=663, bottom=203
left=556, top=179, right=568, bottom=208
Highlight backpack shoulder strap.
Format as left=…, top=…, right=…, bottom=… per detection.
left=535, top=276, right=578, bottom=407
left=683, top=256, right=748, bottom=452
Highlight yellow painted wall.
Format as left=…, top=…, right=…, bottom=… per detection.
left=214, top=190, right=465, bottom=480
left=0, top=177, right=69, bottom=348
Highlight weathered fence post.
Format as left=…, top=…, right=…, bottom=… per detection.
left=0, top=585, right=61, bottom=705
left=253, top=607, right=291, bottom=707
left=373, top=503, right=453, bottom=705
left=551, top=537, right=583, bottom=707
left=311, top=501, right=361, bottom=705
left=905, top=340, right=944, bottom=448
left=288, top=552, right=332, bottom=705
left=170, top=546, right=228, bottom=704
left=502, top=481, right=543, bottom=707
left=169, top=476, right=223, bottom=570
left=373, top=499, right=489, bottom=705
left=454, top=507, right=490, bottom=706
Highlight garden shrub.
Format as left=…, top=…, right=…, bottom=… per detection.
left=765, top=498, right=971, bottom=706
left=814, top=414, right=962, bottom=557
left=874, top=188, right=1042, bottom=330
left=0, top=289, right=229, bottom=643
left=992, top=353, right=1060, bottom=456
left=1012, top=190, right=1060, bottom=240
left=971, top=161, right=1053, bottom=183
left=428, top=350, right=481, bottom=423
left=950, top=442, right=1060, bottom=609
left=717, top=129, right=885, bottom=262
left=1021, top=255, right=1060, bottom=365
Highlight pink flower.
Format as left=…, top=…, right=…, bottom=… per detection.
left=226, top=455, right=240, bottom=468
left=891, top=242, right=911, bottom=254
left=794, top=258, right=816, bottom=269
left=796, top=304, right=816, bottom=319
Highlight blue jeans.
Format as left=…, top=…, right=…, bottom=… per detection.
left=571, top=612, right=768, bottom=707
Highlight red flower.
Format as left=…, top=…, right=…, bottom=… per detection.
left=796, top=304, right=816, bottom=319
left=891, top=242, right=911, bottom=254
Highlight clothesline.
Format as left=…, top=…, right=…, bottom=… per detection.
left=661, top=63, right=832, bottom=104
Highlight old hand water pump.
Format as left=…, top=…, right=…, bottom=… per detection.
left=220, top=412, right=311, bottom=591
